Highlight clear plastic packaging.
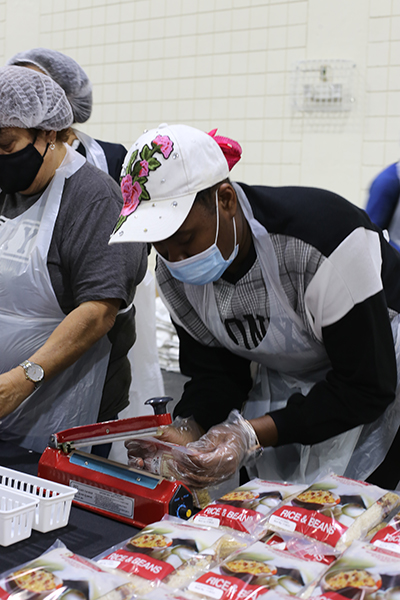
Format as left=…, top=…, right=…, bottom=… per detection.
left=182, top=538, right=327, bottom=600
left=192, top=479, right=307, bottom=535
left=310, top=540, right=400, bottom=599
left=126, top=436, right=239, bottom=509
left=263, top=530, right=339, bottom=566
left=370, top=508, right=400, bottom=554
left=125, top=436, right=197, bottom=476
left=267, top=472, right=400, bottom=552
left=94, top=516, right=250, bottom=596
left=0, top=540, right=130, bottom=598
left=167, top=410, right=261, bottom=489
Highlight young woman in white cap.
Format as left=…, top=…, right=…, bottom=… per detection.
left=0, top=66, right=147, bottom=453
left=111, top=123, right=400, bottom=489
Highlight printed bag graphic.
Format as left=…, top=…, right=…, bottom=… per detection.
left=268, top=473, right=400, bottom=551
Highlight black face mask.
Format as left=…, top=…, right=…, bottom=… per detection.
left=0, top=135, right=49, bottom=194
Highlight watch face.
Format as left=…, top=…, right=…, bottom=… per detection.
left=26, top=363, right=44, bottom=382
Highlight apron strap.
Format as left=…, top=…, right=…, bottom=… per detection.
left=72, top=128, right=109, bottom=174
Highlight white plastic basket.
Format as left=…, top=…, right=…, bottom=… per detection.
left=0, top=467, right=77, bottom=533
left=0, top=487, right=38, bottom=546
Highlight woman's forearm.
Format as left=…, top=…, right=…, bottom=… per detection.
left=0, top=298, right=120, bottom=418
left=29, top=298, right=120, bottom=378
left=249, top=414, right=279, bottom=447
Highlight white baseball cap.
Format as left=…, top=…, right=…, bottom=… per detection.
left=109, top=123, right=229, bottom=244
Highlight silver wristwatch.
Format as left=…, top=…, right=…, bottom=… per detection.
left=19, top=360, right=45, bottom=389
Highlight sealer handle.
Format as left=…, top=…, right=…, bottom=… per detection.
left=145, top=396, right=173, bottom=415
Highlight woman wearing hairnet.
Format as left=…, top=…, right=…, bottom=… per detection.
left=7, top=48, right=127, bottom=182
left=0, top=65, right=147, bottom=453
left=7, top=49, right=165, bottom=459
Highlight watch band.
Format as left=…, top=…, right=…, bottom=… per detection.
left=19, top=360, right=45, bottom=389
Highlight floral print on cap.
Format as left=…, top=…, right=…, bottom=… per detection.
left=113, top=134, right=174, bottom=233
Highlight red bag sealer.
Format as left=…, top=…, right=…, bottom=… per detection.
left=38, top=397, right=193, bottom=528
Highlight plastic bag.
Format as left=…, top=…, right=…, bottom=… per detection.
left=310, top=540, right=400, bottom=599
left=263, top=531, right=339, bottom=566
left=182, top=538, right=327, bottom=600
left=370, top=508, right=400, bottom=554
left=0, top=540, right=129, bottom=600
left=267, top=472, right=400, bottom=552
left=94, top=516, right=249, bottom=596
left=192, top=478, right=307, bottom=535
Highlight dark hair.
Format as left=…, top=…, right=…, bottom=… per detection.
left=195, top=178, right=231, bottom=213
left=56, top=127, right=71, bottom=143
left=27, top=127, right=70, bottom=143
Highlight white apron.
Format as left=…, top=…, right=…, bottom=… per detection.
left=162, top=183, right=400, bottom=484
left=72, top=128, right=109, bottom=174
left=71, top=130, right=165, bottom=460
left=0, top=145, right=111, bottom=453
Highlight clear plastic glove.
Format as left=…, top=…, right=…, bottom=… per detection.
left=167, top=410, right=262, bottom=488
left=125, top=415, right=202, bottom=470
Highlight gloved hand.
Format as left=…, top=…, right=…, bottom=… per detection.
left=157, top=415, right=204, bottom=445
left=167, top=410, right=262, bottom=487
left=125, top=415, right=203, bottom=470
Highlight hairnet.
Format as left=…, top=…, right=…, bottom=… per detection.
left=7, top=48, right=93, bottom=123
left=0, top=65, right=74, bottom=130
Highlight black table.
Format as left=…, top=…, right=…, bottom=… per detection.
left=0, top=441, right=139, bottom=571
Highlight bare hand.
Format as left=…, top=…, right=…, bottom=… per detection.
left=0, top=368, right=34, bottom=419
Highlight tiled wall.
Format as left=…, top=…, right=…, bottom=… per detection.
left=363, top=0, right=400, bottom=204
left=2, top=0, right=400, bottom=207
left=0, top=1, right=5, bottom=59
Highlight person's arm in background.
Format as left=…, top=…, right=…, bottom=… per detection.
left=125, top=319, right=254, bottom=461
left=172, top=321, right=253, bottom=431
left=366, top=163, right=400, bottom=252
left=269, top=290, right=396, bottom=445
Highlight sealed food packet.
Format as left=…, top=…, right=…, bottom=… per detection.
left=310, top=539, right=400, bottom=599
left=132, top=586, right=304, bottom=600
left=370, top=509, right=400, bottom=554
left=191, top=477, right=242, bottom=510
left=0, top=541, right=129, bottom=600
left=192, top=479, right=308, bottom=535
left=267, top=473, right=400, bottom=552
left=126, top=436, right=237, bottom=509
left=97, top=583, right=197, bottom=600
left=95, top=583, right=138, bottom=600
left=126, top=437, right=196, bottom=477
left=94, top=516, right=249, bottom=596
left=263, top=531, right=339, bottom=566
left=181, top=539, right=328, bottom=600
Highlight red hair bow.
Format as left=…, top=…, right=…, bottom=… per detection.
left=208, top=128, right=242, bottom=170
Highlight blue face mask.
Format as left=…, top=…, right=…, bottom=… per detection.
left=161, top=191, right=239, bottom=285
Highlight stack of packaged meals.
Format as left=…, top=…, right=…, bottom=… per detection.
left=95, top=516, right=249, bottom=596
left=3, top=472, right=400, bottom=600
left=191, top=479, right=307, bottom=535
left=267, top=473, right=400, bottom=552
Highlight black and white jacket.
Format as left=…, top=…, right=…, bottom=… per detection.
left=156, top=183, right=400, bottom=447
